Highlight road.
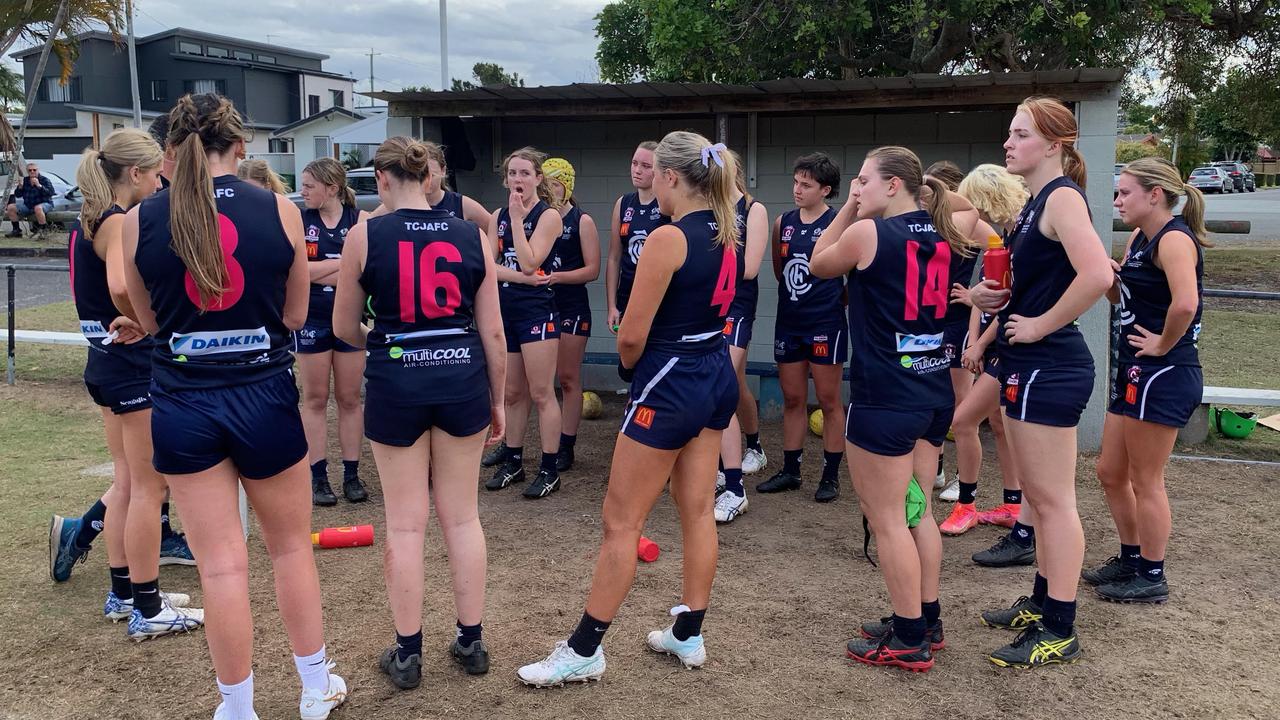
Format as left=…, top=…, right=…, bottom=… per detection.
left=3, top=258, right=69, bottom=311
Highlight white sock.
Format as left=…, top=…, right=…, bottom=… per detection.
left=216, top=672, right=254, bottom=720
left=294, top=645, right=329, bottom=692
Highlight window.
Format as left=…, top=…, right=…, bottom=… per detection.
left=148, top=80, right=167, bottom=102
left=183, top=79, right=227, bottom=95
left=308, top=94, right=321, bottom=116
left=207, top=47, right=229, bottom=59
left=268, top=138, right=291, bottom=153
left=330, top=89, right=344, bottom=108
left=349, top=175, right=378, bottom=195
left=178, top=41, right=203, bottom=55
left=233, top=50, right=253, bottom=61
left=313, top=136, right=331, bottom=160
left=40, top=76, right=81, bottom=103
left=257, top=55, right=276, bottom=64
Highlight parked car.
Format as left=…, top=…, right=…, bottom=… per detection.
left=286, top=166, right=383, bottom=213
left=1114, top=163, right=1126, bottom=195
left=1188, top=166, right=1233, bottom=194
left=1211, top=161, right=1255, bottom=192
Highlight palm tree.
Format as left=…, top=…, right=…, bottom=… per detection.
left=1, top=0, right=126, bottom=198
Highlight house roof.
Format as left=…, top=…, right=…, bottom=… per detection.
left=67, top=103, right=165, bottom=119
left=10, top=31, right=117, bottom=58
left=271, top=107, right=367, bottom=137
left=371, top=68, right=1126, bottom=118
left=11, top=27, right=327, bottom=61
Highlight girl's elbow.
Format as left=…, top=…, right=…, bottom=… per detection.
left=283, top=310, right=306, bottom=331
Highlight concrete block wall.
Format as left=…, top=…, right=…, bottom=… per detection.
left=428, top=100, right=1119, bottom=447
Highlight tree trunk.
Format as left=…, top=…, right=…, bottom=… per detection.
left=3, top=0, right=70, bottom=204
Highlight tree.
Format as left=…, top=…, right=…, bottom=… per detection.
left=1115, top=140, right=1169, bottom=163
left=451, top=62, right=525, bottom=91
left=0, top=65, right=22, bottom=112
left=1198, top=67, right=1280, bottom=161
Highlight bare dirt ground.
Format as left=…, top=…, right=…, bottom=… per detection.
left=1, top=388, right=1277, bottom=720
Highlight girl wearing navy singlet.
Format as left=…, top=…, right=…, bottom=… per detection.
left=542, top=158, right=601, bottom=473
left=605, top=141, right=669, bottom=332
left=714, top=160, right=768, bottom=524
left=370, top=141, right=492, bottom=227
left=121, top=95, right=347, bottom=720
left=811, top=146, right=972, bottom=673
left=295, top=158, right=370, bottom=506
left=63, top=128, right=202, bottom=636
left=333, top=137, right=506, bottom=684
left=758, top=153, right=849, bottom=503
left=1088, top=158, right=1208, bottom=605
left=518, top=131, right=743, bottom=687
left=969, top=97, right=1113, bottom=669
left=952, top=165, right=1037, bottom=563
left=485, top=148, right=565, bottom=499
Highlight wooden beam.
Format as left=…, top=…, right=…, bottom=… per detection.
left=388, top=82, right=1119, bottom=119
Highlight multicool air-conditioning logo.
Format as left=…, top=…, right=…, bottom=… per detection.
left=899, top=353, right=949, bottom=375
left=388, top=345, right=473, bottom=368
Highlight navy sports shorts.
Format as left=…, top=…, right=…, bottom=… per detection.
left=722, top=315, right=753, bottom=349
left=943, top=321, right=969, bottom=370
left=1000, top=364, right=1094, bottom=428
left=620, top=346, right=738, bottom=450
left=84, top=349, right=152, bottom=414
left=558, top=310, right=593, bottom=338
left=774, top=326, right=848, bottom=365
left=150, top=371, right=308, bottom=479
left=845, top=404, right=954, bottom=457
left=365, top=392, right=492, bottom=446
left=86, top=379, right=151, bottom=414
left=982, top=351, right=1000, bottom=379
left=1108, top=363, right=1202, bottom=429
left=505, top=313, right=560, bottom=353
left=294, top=319, right=359, bottom=354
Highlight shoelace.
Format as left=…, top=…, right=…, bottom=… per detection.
left=1008, top=624, right=1042, bottom=649
left=1005, top=595, right=1032, bottom=609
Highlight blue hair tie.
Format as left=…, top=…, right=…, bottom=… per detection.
left=700, top=142, right=727, bottom=169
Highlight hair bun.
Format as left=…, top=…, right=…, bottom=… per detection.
left=402, top=142, right=430, bottom=176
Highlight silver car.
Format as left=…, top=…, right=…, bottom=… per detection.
left=1187, top=167, right=1232, bottom=194
left=287, top=166, right=383, bottom=213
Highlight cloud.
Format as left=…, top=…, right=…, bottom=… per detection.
left=121, top=0, right=608, bottom=92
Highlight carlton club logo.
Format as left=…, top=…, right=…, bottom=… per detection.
left=783, top=253, right=812, bottom=300
left=628, top=229, right=649, bottom=265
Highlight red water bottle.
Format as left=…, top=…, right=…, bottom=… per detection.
left=311, top=525, right=375, bottom=548
left=983, top=234, right=1011, bottom=290
left=637, top=536, right=660, bottom=562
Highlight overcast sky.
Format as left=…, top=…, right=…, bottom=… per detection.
left=9, top=0, right=610, bottom=98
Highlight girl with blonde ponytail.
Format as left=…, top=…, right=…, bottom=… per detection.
left=295, top=157, right=370, bottom=505
left=55, top=128, right=203, bottom=641
left=967, top=95, right=1113, bottom=669
left=808, top=145, right=963, bottom=673
left=236, top=158, right=289, bottom=194
left=518, top=130, right=743, bottom=686
left=1089, top=157, right=1209, bottom=608
left=121, top=93, right=347, bottom=720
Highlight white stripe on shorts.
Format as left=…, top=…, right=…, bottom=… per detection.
left=620, top=356, right=680, bottom=433
left=1019, top=368, right=1041, bottom=422
left=680, top=329, right=723, bottom=343
left=1138, top=365, right=1175, bottom=421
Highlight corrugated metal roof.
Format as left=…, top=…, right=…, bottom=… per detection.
left=369, top=69, right=1124, bottom=117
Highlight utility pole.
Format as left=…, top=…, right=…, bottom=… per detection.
left=126, top=0, right=142, bottom=127
left=367, top=48, right=380, bottom=107
left=440, top=0, right=449, bottom=90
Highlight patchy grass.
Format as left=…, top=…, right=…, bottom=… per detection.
left=1203, top=247, right=1280, bottom=292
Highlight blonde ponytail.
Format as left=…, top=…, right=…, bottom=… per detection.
left=1122, top=157, right=1213, bottom=248
left=654, top=131, right=741, bottom=249
left=1180, top=184, right=1211, bottom=247
left=75, top=128, right=162, bottom=239
left=76, top=148, right=112, bottom=240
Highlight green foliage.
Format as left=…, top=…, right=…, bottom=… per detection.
left=1115, top=140, right=1168, bottom=163
left=451, top=62, right=525, bottom=91
left=0, top=65, right=22, bottom=111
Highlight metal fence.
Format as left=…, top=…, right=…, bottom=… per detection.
left=5, top=262, right=71, bottom=385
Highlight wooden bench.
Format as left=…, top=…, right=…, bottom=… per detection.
left=1180, top=386, right=1280, bottom=443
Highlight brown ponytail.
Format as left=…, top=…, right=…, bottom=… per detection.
left=302, top=157, right=355, bottom=207
left=373, top=135, right=433, bottom=184
left=1018, top=96, right=1087, bottom=189
left=868, top=146, right=974, bottom=257
left=167, top=93, right=249, bottom=310
left=500, top=147, right=555, bottom=206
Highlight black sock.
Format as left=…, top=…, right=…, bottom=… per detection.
left=672, top=607, right=706, bottom=641
left=132, top=578, right=162, bottom=619
left=723, top=468, right=744, bottom=496
left=310, top=459, right=327, bottom=481
left=507, top=447, right=523, bottom=465
left=109, top=566, right=132, bottom=600
left=456, top=621, right=483, bottom=648
left=160, top=501, right=174, bottom=538
left=745, top=432, right=761, bottom=451
left=75, top=500, right=108, bottom=550
left=1040, top=595, right=1076, bottom=637
left=539, top=450, right=558, bottom=473
left=936, top=454, right=944, bottom=476
left=718, top=457, right=724, bottom=472
left=959, top=482, right=978, bottom=505
left=560, top=433, right=576, bottom=451
left=1120, top=543, right=1141, bottom=567
left=1138, top=556, right=1165, bottom=582
left=568, top=612, right=610, bottom=657
left=342, top=459, right=359, bottom=480
left=821, top=451, right=842, bottom=481
left=783, top=449, right=802, bottom=475
left=9, top=221, right=19, bottom=231
left=396, top=628, right=423, bottom=661
left=892, top=614, right=926, bottom=646
left=1010, top=521, right=1035, bottom=547
left=1003, top=489, right=1022, bottom=505
left=1031, top=573, right=1048, bottom=607
left=922, top=600, right=941, bottom=627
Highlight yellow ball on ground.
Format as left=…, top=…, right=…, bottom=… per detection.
left=582, top=391, right=603, bottom=420
left=809, top=409, right=824, bottom=437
